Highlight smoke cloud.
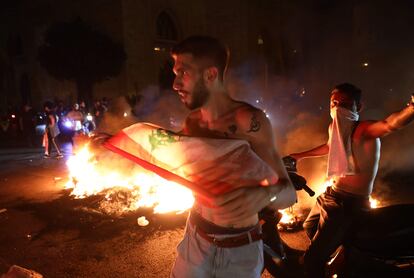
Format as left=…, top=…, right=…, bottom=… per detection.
left=226, top=60, right=414, bottom=208
left=95, top=59, right=414, bottom=210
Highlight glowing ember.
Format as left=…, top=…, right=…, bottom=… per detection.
left=279, top=208, right=296, bottom=225
left=65, top=145, right=194, bottom=214
left=137, top=216, right=149, bottom=226
left=277, top=207, right=303, bottom=231
left=369, top=197, right=379, bottom=208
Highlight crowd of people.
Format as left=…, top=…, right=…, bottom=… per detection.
left=1, top=35, right=413, bottom=277
left=0, top=98, right=109, bottom=158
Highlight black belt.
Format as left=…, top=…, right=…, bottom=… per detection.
left=189, top=214, right=262, bottom=248
left=190, top=210, right=253, bottom=234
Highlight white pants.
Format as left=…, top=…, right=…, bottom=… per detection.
left=170, top=218, right=263, bottom=278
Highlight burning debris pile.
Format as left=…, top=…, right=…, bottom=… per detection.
left=277, top=206, right=308, bottom=232
left=64, top=140, right=382, bottom=224
left=64, top=145, right=194, bottom=216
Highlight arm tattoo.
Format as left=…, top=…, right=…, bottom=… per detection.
left=228, top=124, right=237, bottom=134
left=247, top=114, right=261, bottom=133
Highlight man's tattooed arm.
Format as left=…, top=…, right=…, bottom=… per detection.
left=228, top=124, right=237, bottom=134
left=247, top=114, right=261, bottom=132
left=223, top=124, right=237, bottom=138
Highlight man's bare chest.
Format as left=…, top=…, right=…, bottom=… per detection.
left=190, top=119, right=246, bottom=140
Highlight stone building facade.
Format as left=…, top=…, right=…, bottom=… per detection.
left=3, top=0, right=411, bottom=114
left=0, top=0, right=287, bottom=111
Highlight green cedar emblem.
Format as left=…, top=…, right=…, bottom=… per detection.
left=148, top=129, right=179, bottom=151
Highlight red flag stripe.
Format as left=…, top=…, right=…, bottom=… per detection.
left=103, top=141, right=215, bottom=202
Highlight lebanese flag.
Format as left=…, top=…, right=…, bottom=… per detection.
left=103, top=123, right=278, bottom=201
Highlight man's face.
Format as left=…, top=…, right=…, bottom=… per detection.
left=172, top=53, right=210, bottom=110
left=330, top=89, right=357, bottom=112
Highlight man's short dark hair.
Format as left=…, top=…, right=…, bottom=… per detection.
left=43, top=101, right=55, bottom=110
left=334, top=83, right=362, bottom=107
left=171, top=36, right=229, bottom=81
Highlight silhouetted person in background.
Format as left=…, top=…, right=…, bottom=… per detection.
left=43, top=101, right=63, bottom=159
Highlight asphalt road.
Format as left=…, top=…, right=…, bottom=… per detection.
left=0, top=145, right=184, bottom=277
left=0, top=144, right=309, bottom=278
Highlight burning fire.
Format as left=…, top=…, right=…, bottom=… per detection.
left=277, top=206, right=304, bottom=231
left=64, top=145, right=383, bottom=221
left=65, top=145, right=194, bottom=214
left=279, top=208, right=296, bottom=225
left=369, top=196, right=379, bottom=208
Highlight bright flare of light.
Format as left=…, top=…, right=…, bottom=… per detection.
left=279, top=208, right=296, bottom=224
left=65, top=146, right=194, bottom=214
left=64, top=120, right=73, bottom=128
left=86, top=114, right=93, bottom=121
left=363, top=62, right=369, bottom=67
left=309, top=177, right=334, bottom=196
left=123, top=112, right=128, bottom=117
left=137, top=216, right=149, bottom=226
left=369, top=197, right=379, bottom=208
left=262, top=109, right=270, bottom=118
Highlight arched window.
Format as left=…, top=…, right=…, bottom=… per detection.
left=154, top=11, right=179, bottom=90
left=154, top=11, right=179, bottom=52
left=156, top=11, right=177, bottom=41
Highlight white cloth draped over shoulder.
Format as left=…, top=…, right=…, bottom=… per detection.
left=103, top=123, right=279, bottom=198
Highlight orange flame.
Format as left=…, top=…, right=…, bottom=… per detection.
left=369, top=197, right=379, bottom=208
left=279, top=208, right=296, bottom=224
left=65, top=146, right=194, bottom=214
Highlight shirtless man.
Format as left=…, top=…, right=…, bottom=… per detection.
left=66, top=103, right=84, bottom=134
left=169, top=36, right=296, bottom=277
left=289, top=83, right=414, bottom=277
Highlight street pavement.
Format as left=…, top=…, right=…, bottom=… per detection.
left=1, top=142, right=413, bottom=277
left=0, top=144, right=187, bottom=277
left=0, top=144, right=308, bottom=277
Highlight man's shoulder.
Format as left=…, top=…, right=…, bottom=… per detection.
left=229, top=103, right=270, bottom=138
left=353, top=120, right=380, bottom=140
left=355, top=120, right=376, bottom=130
left=232, top=100, right=259, bottom=111
left=233, top=102, right=264, bottom=120
left=186, top=109, right=201, bottom=121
